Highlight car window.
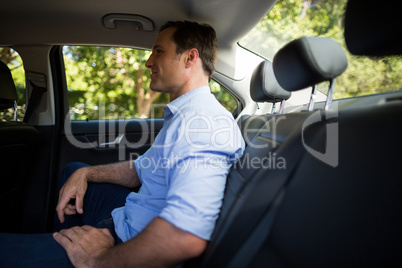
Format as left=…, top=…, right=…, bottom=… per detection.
left=63, top=46, right=238, bottom=120
left=239, top=0, right=401, bottom=99
left=0, top=47, right=25, bottom=122
left=209, top=79, right=239, bottom=115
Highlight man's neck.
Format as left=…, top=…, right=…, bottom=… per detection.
left=169, top=80, right=209, bottom=102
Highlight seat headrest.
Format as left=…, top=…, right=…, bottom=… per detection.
left=344, top=0, right=402, bottom=56
left=0, top=61, right=18, bottom=110
left=273, top=37, right=348, bottom=92
left=250, top=60, right=291, bottom=103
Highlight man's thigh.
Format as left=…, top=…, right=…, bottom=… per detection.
left=54, top=162, right=132, bottom=230
left=0, top=232, right=72, bottom=268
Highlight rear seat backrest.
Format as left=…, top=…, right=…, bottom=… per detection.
left=264, top=104, right=402, bottom=268
left=186, top=37, right=349, bottom=268
left=259, top=2, right=402, bottom=266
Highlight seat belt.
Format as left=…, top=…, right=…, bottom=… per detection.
left=227, top=189, right=287, bottom=267
left=23, top=81, right=47, bottom=124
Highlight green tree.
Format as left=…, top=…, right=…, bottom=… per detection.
left=64, top=46, right=169, bottom=120
left=241, top=0, right=401, bottom=99
left=65, top=46, right=237, bottom=120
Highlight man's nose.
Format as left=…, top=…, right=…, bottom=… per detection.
left=145, top=54, right=153, bottom=68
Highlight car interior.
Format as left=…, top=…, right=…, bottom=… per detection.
left=0, top=0, right=401, bottom=266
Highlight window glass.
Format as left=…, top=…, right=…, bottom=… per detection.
left=64, top=46, right=238, bottom=120
left=210, top=80, right=238, bottom=113
left=239, top=0, right=401, bottom=99
left=64, top=46, right=167, bottom=120
left=0, top=47, right=25, bottom=121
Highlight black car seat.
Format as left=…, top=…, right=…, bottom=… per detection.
left=204, top=0, right=400, bottom=265
left=238, top=60, right=291, bottom=146
left=250, top=35, right=402, bottom=267
left=250, top=60, right=291, bottom=114
left=0, top=61, right=39, bottom=232
left=248, top=1, right=402, bottom=266
left=186, top=36, right=348, bottom=267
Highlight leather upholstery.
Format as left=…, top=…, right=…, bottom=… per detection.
left=273, top=37, right=348, bottom=92
left=250, top=60, right=290, bottom=103
left=187, top=2, right=401, bottom=267
left=239, top=60, right=291, bottom=145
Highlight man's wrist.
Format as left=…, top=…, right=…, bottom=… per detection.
left=76, top=166, right=92, bottom=183
left=93, top=247, right=114, bottom=268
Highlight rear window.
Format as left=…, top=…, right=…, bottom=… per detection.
left=239, top=0, right=401, bottom=99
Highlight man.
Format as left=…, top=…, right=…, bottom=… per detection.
left=0, top=21, right=244, bottom=267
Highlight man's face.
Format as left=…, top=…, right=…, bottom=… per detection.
left=145, top=27, right=186, bottom=94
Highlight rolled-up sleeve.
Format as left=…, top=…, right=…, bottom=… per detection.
left=160, top=151, right=231, bottom=240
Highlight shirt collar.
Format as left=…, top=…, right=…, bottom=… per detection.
left=164, top=86, right=211, bottom=116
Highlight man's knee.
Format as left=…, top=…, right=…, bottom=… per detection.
left=60, top=162, right=90, bottom=185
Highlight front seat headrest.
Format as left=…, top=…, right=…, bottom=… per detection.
left=272, top=37, right=348, bottom=92
left=250, top=60, right=291, bottom=103
left=344, top=0, right=402, bottom=56
left=0, top=61, right=18, bottom=110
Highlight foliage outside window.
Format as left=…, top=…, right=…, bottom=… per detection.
left=240, top=0, right=401, bottom=99
left=0, top=47, right=25, bottom=122
left=64, top=46, right=237, bottom=121
left=209, top=80, right=238, bottom=114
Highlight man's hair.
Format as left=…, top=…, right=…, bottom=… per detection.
left=160, top=21, right=217, bottom=80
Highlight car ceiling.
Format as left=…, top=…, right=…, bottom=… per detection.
left=0, top=0, right=275, bottom=49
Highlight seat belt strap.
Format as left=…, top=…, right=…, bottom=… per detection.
left=23, top=81, right=47, bottom=123
left=228, top=189, right=286, bottom=267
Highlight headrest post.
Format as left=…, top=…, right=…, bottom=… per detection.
left=308, top=85, right=316, bottom=111
left=279, top=99, right=286, bottom=113
left=13, top=100, right=18, bottom=121
left=271, top=102, right=276, bottom=114
left=325, top=79, right=335, bottom=111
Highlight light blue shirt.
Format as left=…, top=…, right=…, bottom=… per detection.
left=112, top=86, right=245, bottom=242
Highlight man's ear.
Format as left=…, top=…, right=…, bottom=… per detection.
left=185, top=48, right=199, bottom=68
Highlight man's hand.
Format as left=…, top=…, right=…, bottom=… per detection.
left=53, top=226, right=114, bottom=268
left=85, top=217, right=207, bottom=267
left=53, top=218, right=207, bottom=267
left=56, top=167, right=89, bottom=223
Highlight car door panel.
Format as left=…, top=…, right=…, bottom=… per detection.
left=58, top=119, right=163, bottom=171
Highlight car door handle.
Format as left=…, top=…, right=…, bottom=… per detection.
left=99, top=134, right=125, bottom=148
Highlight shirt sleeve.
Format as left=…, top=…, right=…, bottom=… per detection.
left=159, top=151, right=231, bottom=240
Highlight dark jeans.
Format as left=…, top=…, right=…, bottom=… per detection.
left=0, top=162, right=132, bottom=267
